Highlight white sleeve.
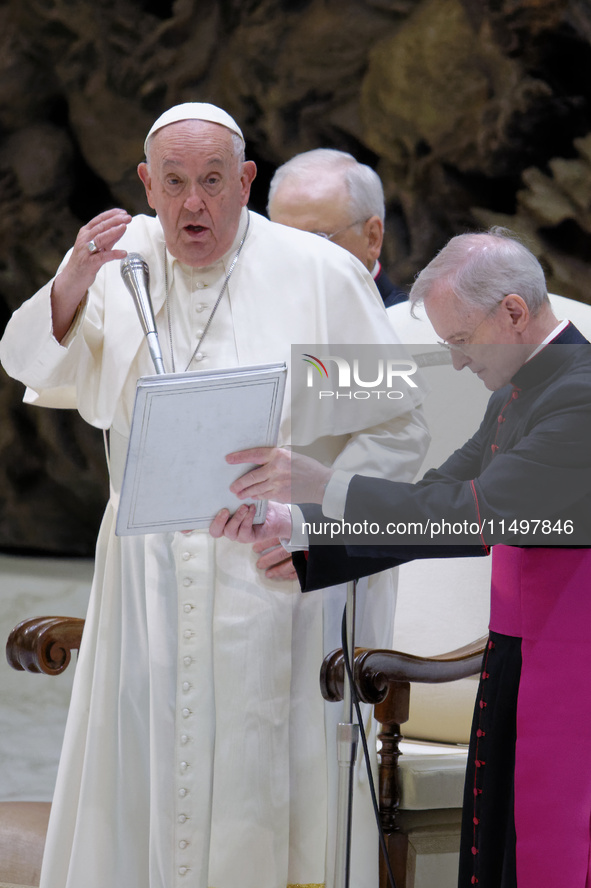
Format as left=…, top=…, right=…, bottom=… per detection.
left=328, top=404, right=430, bottom=482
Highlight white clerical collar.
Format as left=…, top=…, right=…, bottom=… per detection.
left=526, top=319, right=569, bottom=362
left=372, top=260, right=381, bottom=280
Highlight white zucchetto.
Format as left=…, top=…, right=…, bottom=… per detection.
left=144, top=102, right=244, bottom=154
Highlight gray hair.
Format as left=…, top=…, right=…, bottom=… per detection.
left=268, top=148, right=385, bottom=223
left=145, top=129, right=245, bottom=166
left=409, top=227, right=549, bottom=314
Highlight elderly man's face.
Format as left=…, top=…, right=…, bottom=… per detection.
left=268, top=176, right=381, bottom=271
left=425, top=281, right=532, bottom=390
left=138, top=120, right=256, bottom=267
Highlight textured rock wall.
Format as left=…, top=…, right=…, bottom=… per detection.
left=1, top=0, right=591, bottom=553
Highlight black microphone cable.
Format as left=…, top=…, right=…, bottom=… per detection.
left=340, top=606, right=398, bottom=888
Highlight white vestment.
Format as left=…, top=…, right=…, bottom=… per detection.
left=0, top=209, right=428, bottom=888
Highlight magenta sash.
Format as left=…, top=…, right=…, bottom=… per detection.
left=491, top=545, right=591, bottom=887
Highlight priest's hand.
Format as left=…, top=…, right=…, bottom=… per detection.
left=252, top=537, right=298, bottom=581
left=209, top=501, right=292, bottom=545
left=227, top=447, right=333, bottom=505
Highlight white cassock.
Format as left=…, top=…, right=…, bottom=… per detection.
left=0, top=209, right=429, bottom=888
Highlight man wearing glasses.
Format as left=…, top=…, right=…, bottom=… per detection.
left=267, top=147, right=408, bottom=308
left=212, top=228, right=591, bottom=888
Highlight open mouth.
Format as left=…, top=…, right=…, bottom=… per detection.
left=184, top=224, right=208, bottom=235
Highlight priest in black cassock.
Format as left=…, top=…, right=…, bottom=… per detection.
left=211, top=228, right=591, bottom=888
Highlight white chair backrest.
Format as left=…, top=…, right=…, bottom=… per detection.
left=548, top=292, right=591, bottom=338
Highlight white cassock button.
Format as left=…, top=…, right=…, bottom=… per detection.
left=180, top=761, right=189, bottom=772
left=178, top=814, right=187, bottom=823
left=183, top=578, right=192, bottom=587
left=183, top=630, right=192, bottom=639
left=182, top=708, right=191, bottom=718
left=183, top=656, right=192, bottom=666
left=179, top=840, right=189, bottom=849
left=179, top=866, right=188, bottom=875
left=195, top=302, right=207, bottom=312
left=180, top=734, right=189, bottom=744
left=183, top=604, right=192, bottom=613
left=182, top=552, right=191, bottom=561
left=196, top=282, right=206, bottom=290
left=178, top=788, right=188, bottom=798
left=182, top=682, right=191, bottom=692
left=196, top=328, right=204, bottom=337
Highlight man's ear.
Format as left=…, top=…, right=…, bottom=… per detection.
left=240, top=161, right=257, bottom=205
left=503, top=294, right=529, bottom=331
left=364, top=216, right=384, bottom=265
left=137, top=162, right=155, bottom=209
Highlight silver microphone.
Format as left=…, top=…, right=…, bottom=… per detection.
left=120, top=253, right=165, bottom=375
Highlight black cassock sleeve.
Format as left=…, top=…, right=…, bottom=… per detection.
left=294, top=371, right=591, bottom=592
left=292, top=535, right=485, bottom=593
left=294, top=415, right=489, bottom=592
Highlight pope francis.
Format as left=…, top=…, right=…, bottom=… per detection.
left=0, top=103, right=428, bottom=888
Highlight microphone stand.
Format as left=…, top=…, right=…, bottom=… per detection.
left=334, top=579, right=359, bottom=888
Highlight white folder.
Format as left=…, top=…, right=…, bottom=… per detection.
left=115, top=362, right=286, bottom=536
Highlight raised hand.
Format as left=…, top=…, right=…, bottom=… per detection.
left=51, top=208, right=132, bottom=341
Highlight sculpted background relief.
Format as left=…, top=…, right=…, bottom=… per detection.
left=1, top=0, right=590, bottom=552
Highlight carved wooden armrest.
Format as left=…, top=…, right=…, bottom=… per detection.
left=321, top=635, right=488, bottom=874
left=320, top=635, right=489, bottom=704
left=6, top=616, right=85, bottom=676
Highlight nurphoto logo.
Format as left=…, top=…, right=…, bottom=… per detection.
left=302, top=352, right=418, bottom=399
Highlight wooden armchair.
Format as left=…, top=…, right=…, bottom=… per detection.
left=7, top=616, right=85, bottom=677
left=321, top=636, right=487, bottom=888
left=2, top=617, right=84, bottom=888
left=5, top=613, right=486, bottom=888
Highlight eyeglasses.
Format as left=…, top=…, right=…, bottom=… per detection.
left=437, top=299, right=505, bottom=354
left=314, top=218, right=367, bottom=241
